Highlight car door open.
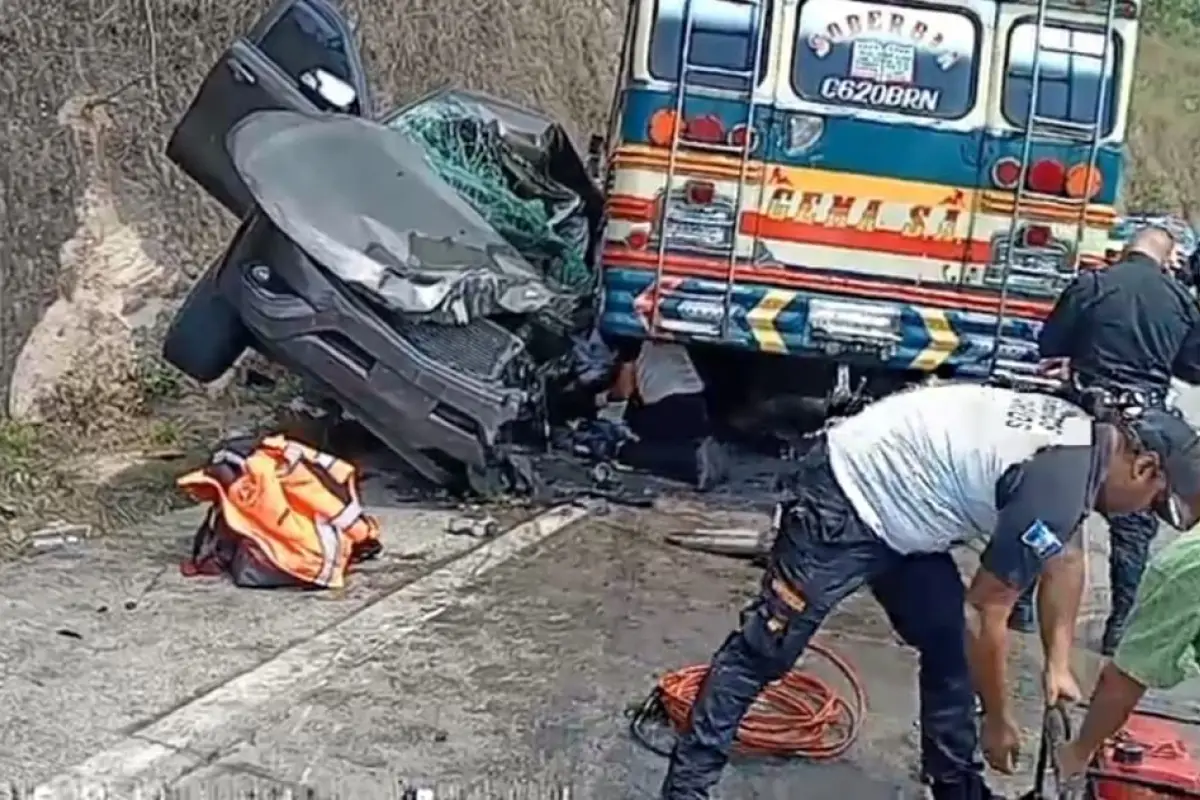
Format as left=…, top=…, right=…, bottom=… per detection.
left=165, top=0, right=370, bottom=218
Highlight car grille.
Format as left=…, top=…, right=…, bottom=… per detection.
left=391, top=316, right=527, bottom=384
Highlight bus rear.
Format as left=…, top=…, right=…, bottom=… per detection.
left=597, top=0, right=1140, bottom=403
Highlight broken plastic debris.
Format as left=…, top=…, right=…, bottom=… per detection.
left=30, top=522, right=90, bottom=550
left=446, top=515, right=500, bottom=538
left=286, top=396, right=330, bottom=419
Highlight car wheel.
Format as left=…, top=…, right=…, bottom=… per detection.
left=162, top=266, right=249, bottom=383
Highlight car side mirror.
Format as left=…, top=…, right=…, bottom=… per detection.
left=299, top=68, right=357, bottom=112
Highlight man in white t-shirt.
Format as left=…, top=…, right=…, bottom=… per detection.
left=609, top=339, right=726, bottom=490
left=660, top=382, right=1200, bottom=800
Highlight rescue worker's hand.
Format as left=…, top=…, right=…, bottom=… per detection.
left=1037, top=357, right=1072, bottom=379
left=1042, top=665, right=1082, bottom=706
left=1053, top=741, right=1090, bottom=797
left=981, top=713, right=1022, bottom=774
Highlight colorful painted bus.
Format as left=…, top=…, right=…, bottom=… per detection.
left=596, top=0, right=1140, bottom=407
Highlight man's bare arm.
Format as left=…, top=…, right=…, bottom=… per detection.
left=1071, top=664, right=1147, bottom=760
left=965, top=568, right=1020, bottom=719
left=1062, top=547, right=1200, bottom=774
left=1037, top=542, right=1085, bottom=672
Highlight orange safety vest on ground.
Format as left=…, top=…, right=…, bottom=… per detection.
left=177, top=435, right=382, bottom=589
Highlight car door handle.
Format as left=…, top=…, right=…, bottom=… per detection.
left=226, top=58, right=256, bottom=86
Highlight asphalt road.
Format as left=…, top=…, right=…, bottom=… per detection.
left=6, top=496, right=935, bottom=799
left=4, top=381, right=1200, bottom=799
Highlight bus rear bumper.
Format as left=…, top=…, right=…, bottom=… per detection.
left=598, top=267, right=1044, bottom=380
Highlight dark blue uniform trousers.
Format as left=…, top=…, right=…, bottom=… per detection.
left=661, top=441, right=987, bottom=799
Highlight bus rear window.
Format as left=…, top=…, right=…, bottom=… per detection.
left=1002, top=22, right=1120, bottom=137
left=649, top=0, right=772, bottom=90
left=791, top=0, right=980, bottom=120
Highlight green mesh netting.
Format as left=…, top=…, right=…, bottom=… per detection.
left=389, top=95, right=593, bottom=296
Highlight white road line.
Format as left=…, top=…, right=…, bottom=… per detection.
left=32, top=503, right=594, bottom=799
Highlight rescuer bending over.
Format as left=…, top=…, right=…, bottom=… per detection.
left=659, top=382, right=1200, bottom=800
left=1050, top=412, right=1200, bottom=792
left=1011, top=226, right=1200, bottom=655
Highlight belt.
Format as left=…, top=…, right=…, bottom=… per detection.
left=1071, top=383, right=1169, bottom=411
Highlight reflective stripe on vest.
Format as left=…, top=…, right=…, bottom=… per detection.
left=264, top=436, right=353, bottom=483
left=328, top=498, right=364, bottom=532
left=314, top=519, right=342, bottom=588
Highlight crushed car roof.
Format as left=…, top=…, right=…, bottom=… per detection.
left=229, top=109, right=560, bottom=325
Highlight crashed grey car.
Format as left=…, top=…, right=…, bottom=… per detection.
left=161, top=0, right=603, bottom=490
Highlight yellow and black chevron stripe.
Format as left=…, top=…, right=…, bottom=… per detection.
left=909, top=308, right=960, bottom=371
left=745, top=293, right=960, bottom=369
left=746, top=289, right=798, bottom=354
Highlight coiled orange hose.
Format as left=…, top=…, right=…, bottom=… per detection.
left=655, top=639, right=867, bottom=759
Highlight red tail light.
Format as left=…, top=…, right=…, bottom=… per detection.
left=647, top=109, right=761, bottom=154
left=1023, top=225, right=1052, bottom=248
left=992, top=157, right=1022, bottom=189
left=1028, top=159, right=1066, bottom=194
left=684, top=180, right=715, bottom=205
left=685, top=115, right=725, bottom=144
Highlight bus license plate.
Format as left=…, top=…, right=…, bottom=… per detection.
left=666, top=222, right=728, bottom=248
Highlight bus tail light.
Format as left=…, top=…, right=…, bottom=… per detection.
left=1065, top=164, right=1103, bottom=200
left=648, top=110, right=680, bottom=147
left=647, top=109, right=759, bottom=154
left=1023, top=225, right=1052, bottom=248
left=684, top=180, right=715, bottom=205
left=686, top=115, right=725, bottom=144
left=992, top=157, right=1022, bottom=189
left=1028, top=159, right=1066, bottom=194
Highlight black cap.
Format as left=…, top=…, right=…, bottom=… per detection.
left=1127, top=407, right=1200, bottom=530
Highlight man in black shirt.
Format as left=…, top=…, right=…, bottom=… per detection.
left=1010, top=226, right=1200, bottom=654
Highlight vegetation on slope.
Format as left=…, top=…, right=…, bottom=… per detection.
left=1126, top=5, right=1200, bottom=211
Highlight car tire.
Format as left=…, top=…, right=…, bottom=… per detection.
left=162, top=267, right=249, bottom=383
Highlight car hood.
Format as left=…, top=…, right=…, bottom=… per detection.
left=228, top=109, right=557, bottom=324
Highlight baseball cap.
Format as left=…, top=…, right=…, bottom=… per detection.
left=1127, top=407, right=1200, bottom=530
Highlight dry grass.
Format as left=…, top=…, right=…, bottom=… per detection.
left=1125, top=23, right=1200, bottom=214
left=0, top=0, right=1193, bottom=553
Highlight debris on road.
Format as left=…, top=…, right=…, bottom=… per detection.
left=446, top=514, right=500, bottom=538
left=664, top=526, right=774, bottom=560
left=29, top=522, right=91, bottom=551
left=124, top=565, right=168, bottom=610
